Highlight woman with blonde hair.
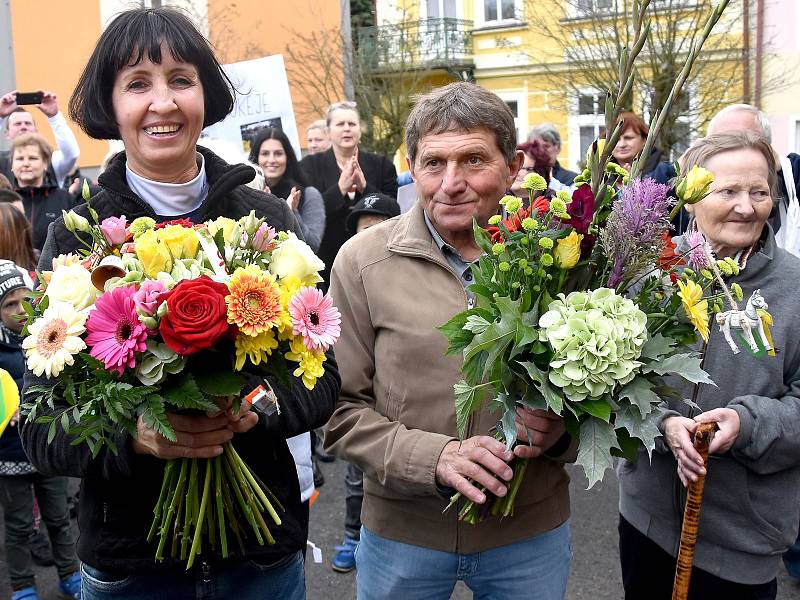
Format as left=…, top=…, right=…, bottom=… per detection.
left=10, top=133, right=74, bottom=251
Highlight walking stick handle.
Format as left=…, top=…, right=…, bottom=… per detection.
left=671, top=422, right=718, bottom=600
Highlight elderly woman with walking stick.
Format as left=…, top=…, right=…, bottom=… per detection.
left=617, top=132, right=800, bottom=600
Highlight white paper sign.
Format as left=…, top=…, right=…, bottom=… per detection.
left=202, top=55, right=301, bottom=160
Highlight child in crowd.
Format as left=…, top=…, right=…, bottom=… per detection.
left=0, top=261, right=81, bottom=600
left=330, top=193, right=401, bottom=574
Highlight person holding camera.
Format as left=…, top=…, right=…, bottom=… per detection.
left=0, top=90, right=80, bottom=188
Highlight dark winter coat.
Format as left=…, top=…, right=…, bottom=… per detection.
left=15, top=183, right=76, bottom=251
left=21, top=147, right=341, bottom=574
left=0, top=327, right=27, bottom=465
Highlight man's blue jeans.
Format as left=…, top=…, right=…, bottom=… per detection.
left=80, top=551, right=305, bottom=600
left=355, top=522, right=571, bottom=600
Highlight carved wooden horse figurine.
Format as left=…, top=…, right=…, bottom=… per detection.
left=715, top=289, right=771, bottom=354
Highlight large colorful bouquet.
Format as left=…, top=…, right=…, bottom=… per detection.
left=21, top=198, right=340, bottom=566
left=440, top=0, right=740, bottom=522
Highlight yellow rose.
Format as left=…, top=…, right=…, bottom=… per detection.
left=157, top=225, right=199, bottom=260
left=46, top=263, right=100, bottom=310
left=207, top=217, right=238, bottom=245
left=135, top=230, right=172, bottom=278
left=554, top=231, right=584, bottom=270
left=676, top=165, right=714, bottom=205
left=268, top=232, right=324, bottom=285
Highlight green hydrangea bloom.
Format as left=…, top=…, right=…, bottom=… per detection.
left=538, top=288, right=648, bottom=402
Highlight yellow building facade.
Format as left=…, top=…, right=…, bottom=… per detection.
left=6, top=0, right=342, bottom=169
left=373, top=0, right=746, bottom=172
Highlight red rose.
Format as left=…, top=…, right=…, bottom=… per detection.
left=159, top=275, right=231, bottom=355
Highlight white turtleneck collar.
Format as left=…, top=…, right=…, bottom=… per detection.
left=126, top=153, right=209, bottom=217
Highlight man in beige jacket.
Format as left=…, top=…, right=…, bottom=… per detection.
left=326, top=82, right=574, bottom=599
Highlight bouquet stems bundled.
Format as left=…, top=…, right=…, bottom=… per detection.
left=147, top=443, right=283, bottom=569
left=450, top=457, right=529, bottom=524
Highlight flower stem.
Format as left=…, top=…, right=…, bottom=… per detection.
left=214, top=456, right=228, bottom=558
left=187, top=459, right=213, bottom=570
left=147, top=460, right=175, bottom=542
left=156, top=458, right=187, bottom=561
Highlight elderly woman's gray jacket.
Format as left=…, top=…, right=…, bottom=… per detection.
left=618, top=226, right=800, bottom=585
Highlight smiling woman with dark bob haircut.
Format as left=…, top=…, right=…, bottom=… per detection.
left=21, top=7, right=340, bottom=600
left=68, top=8, right=235, bottom=140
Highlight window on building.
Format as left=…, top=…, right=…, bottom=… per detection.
left=575, top=92, right=605, bottom=163
left=483, top=0, right=517, bottom=23
left=501, top=97, right=525, bottom=144
left=576, top=0, right=614, bottom=15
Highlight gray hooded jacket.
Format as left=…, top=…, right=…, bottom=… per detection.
left=618, top=226, right=800, bottom=585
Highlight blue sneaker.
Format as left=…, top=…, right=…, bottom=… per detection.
left=58, top=571, right=81, bottom=599
left=331, top=536, right=358, bottom=573
left=11, top=587, right=39, bottom=600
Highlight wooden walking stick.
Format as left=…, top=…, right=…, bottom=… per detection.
left=672, top=422, right=719, bottom=600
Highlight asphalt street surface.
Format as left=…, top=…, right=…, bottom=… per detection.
left=2, top=461, right=799, bottom=599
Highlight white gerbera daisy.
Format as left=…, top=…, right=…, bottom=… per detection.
left=22, top=301, right=87, bottom=378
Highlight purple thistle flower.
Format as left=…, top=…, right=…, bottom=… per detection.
left=601, top=179, right=673, bottom=289
left=684, top=230, right=711, bottom=269
left=618, top=179, right=672, bottom=243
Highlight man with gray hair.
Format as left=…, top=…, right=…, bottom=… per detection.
left=528, top=123, right=579, bottom=186
left=325, top=82, right=573, bottom=599
left=651, top=103, right=800, bottom=236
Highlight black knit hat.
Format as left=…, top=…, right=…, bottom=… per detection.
left=346, top=193, right=401, bottom=234
left=0, top=260, right=33, bottom=305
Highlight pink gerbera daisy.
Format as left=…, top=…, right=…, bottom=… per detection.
left=288, top=287, right=341, bottom=352
left=85, top=285, right=149, bottom=375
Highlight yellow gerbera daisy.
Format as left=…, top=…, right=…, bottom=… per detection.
left=234, top=330, right=279, bottom=371
left=677, top=279, right=709, bottom=342
left=285, top=337, right=326, bottom=390
left=226, top=265, right=284, bottom=336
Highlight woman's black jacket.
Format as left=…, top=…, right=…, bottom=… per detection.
left=20, top=147, right=340, bottom=574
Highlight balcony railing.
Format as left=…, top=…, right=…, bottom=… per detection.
left=357, top=18, right=473, bottom=72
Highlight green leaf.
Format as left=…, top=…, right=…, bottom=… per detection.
left=438, top=308, right=492, bottom=355
left=643, top=353, right=715, bottom=386
left=618, top=378, right=661, bottom=417
left=162, top=376, right=218, bottom=412
left=194, top=370, right=246, bottom=397
left=140, top=397, right=177, bottom=442
left=464, top=314, right=491, bottom=334
left=499, top=406, right=518, bottom=450
left=472, top=218, right=494, bottom=254
left=576, top=418, right=619, bottom=489
left=611, top=429, right=642, bottom=461
left=576, top=398, right=611, bottom=422
left=640, top=334, right=676, bottom=360
left=453, top=380, right=494, bottom=439
left=519, top=361, right=563, bottom=414
left=463, top=320, right=515, bottom=381
left=614, top=405, right=662, bottom=458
